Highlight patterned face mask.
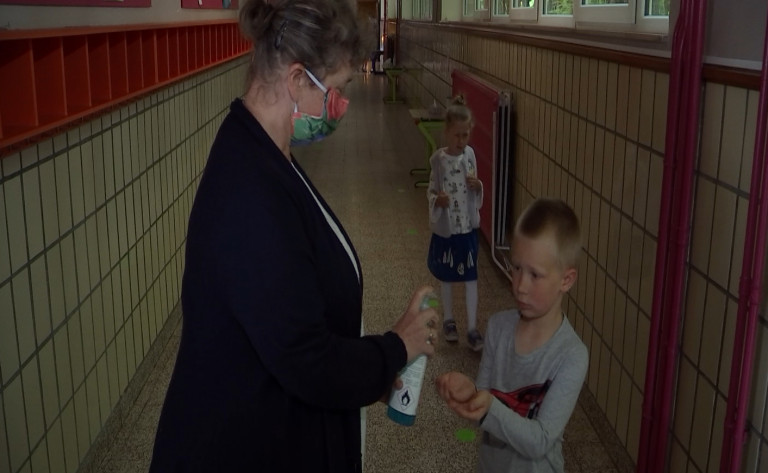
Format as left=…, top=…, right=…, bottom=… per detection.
left=291, top=68, right=349, bottom=146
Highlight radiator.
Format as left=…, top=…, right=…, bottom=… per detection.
left=451, top=70, right=515, bottom=281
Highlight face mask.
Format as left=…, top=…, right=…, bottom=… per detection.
left=291, top=68, right=349, bottom=146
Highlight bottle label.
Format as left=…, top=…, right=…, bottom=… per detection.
left=388, top=355, right=427, bottom=416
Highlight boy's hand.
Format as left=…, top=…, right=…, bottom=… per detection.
left=435, top=192, right=450, bottom=208
left=435, top=372, right=492, bottom=422
left=466, top=176, right=482, bottom=191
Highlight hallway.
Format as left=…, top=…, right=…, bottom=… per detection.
left=91, top=72, right=631, bottom=473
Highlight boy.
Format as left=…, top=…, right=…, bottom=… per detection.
left=436, top=198, right=588, bottom=473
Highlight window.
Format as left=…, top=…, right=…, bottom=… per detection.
left=458, top=0, right=668, bottom=33
left=406, top=0, right=432, bottom=20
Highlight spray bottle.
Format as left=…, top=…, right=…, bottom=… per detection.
left=387, top=293, right=438, bottom=426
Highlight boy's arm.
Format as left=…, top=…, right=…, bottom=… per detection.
left=479, top=344, right=588, bottom=460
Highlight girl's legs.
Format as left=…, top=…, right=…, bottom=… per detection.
left=465, top=280, right=478, bottom=332
left=466, top=280, right=483, bottom=351
left=441, top=282, right=459, bottom=342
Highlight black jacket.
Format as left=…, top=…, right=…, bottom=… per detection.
left=149, top=99, right=407, bottom=472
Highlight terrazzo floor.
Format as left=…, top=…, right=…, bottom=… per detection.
left=91, top=72, right=632, bottom=473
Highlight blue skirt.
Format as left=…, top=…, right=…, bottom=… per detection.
left=427, top=230, right=478, bottom=282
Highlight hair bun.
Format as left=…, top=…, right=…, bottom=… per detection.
left=452, top=94, right=466, bottom=106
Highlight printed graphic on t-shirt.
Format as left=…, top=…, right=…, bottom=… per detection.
left=490, top=380, right=552, bottom=419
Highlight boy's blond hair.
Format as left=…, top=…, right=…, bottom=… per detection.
left=513, top=198, right=581, bottom=269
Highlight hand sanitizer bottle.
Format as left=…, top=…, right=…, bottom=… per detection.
left=387, top=294, right=438, bottom=426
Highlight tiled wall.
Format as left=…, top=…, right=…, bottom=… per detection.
left=0, top=57, right=247, bottom=473
left=397, top=22, right=768, bottom=472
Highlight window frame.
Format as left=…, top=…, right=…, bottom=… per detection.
left=455, top=0, right=669, bottom=34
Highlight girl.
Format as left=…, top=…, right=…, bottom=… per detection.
left=427, top=95, right=484, bottom=351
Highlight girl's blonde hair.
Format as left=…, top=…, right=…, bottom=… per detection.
left=445, top=95, right=474, bottom=127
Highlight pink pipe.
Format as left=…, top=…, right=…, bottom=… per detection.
left=720, top=6, right=768, bottom=471
left=637, top=1, right=706, bottom=469
left=652, top=2, right=707, bottom=471
left=636, top=6, right=688, bottom=470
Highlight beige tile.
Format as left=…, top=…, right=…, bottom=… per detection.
left=579, top=56, right=590, bottom=118
left=690, top=377, right=716, bottom=471
left=612, top=137, right=626, bottom=208
left=718, top=299, right=737, bottom=395
left=584, top=123, right=596, bottom=189
left=31, top=438, right=49, bottom=473
left=709, top=187, right=737, bottom=290
left=719, top=86, right=747, bottom=189
left=82, top=140, right=96, bottom=217
left=602, top=132, right=616, bottom=201
left=633, top=148, right=650, bottom=227
left=634, top=313, right=649, bottom=386
left=638, top=69, right=655, bottom=147
left=645, top=153, right=663, bottom=237
left=701, top=285, right=726, bottom=384
left=587, top=59, right=598, bottom=122
left=613, top=290, right=627, bottom=355
left=61, top=400, right=79, bottom=472
left=5, top=176, right=28, bottom=272
left=60, top=234, right=78, bottom=314
left=47, top=244, right=66, bottom=330
left=13, top=269, right=35, bottom=363
left=621, top=302, right=637, bottom=381
left=74, top=385, right=91, bottom=459
left=86, top=372, right=101, bottom=447
left=5, top=376, right=30, bottom=471
left=674, top=357, right=697, bottom=449
left=68, top=311, right=85, bottom=390
left=606, top=356, right=622, bottom=427
left=597, top=341, right=612, bottom=411
left=615, top=65, right=630, bottom=137
left=81, top=299, right=95, bottom=372
left=741, top=90, right=758, bottom=192
left=689, top=177, right=715, bottom=273
left=38, top=339, right=60, bottom=429
left=622, top=142, right=637, bottom=218
left=652, top=72, right=669, bottom=153
left=70, top=147, right=85, bottom=227
left=668, top=439, right=689, bottom=473
left=74, top=225, right=90, bottom=302
left=22, top=168, right=44, bottom=260
left=626, top=67, right=641, bottom=142
left=615, top=370, right=631, bottom=443
left=0, top=185, right=10, bottom=284
left=700, top=83, right=724, bottom=179
left=729, top=196, right=748, bottom=298
left=682, top=270, right=706, bottom=362
left=593, top=127, right=605, bottom=195
left=639, top=235, right=656, bottom=316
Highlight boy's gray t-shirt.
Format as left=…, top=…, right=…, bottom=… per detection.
left=476, top=309, right=589, bottom=473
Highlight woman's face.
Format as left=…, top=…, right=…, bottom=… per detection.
left=299, top=64, right=354, bottom=117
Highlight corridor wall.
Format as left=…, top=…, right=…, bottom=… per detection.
left=396, top=22, right=768, bottom=473
left=0, top=56, right=248, bottom=473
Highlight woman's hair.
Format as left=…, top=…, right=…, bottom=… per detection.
left=444, top=94, right=473, bottom=127
left=514, top=198, right=581, bottom=268
left=240, top=0, right=362, bottom=85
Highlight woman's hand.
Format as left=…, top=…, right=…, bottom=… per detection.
left=435, top=192, right=450, bottom=208
left=436, top=372, right=492, bottom=422
left=392, top=286, right=439, bottom=363
left=466, top=176, right=482, bottom=191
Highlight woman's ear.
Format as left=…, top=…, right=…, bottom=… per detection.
left=286, top=63, right=306, bottom=103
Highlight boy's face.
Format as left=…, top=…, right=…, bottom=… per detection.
left=509, top=230, right=576, bottom=322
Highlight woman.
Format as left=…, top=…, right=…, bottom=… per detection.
left=149, top=0, right=438, bottom=471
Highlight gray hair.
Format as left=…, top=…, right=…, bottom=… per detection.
left=240, top=0, right=363, bottom=85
